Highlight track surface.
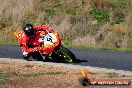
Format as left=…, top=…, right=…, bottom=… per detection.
left=0, top=45, right=132, bottom=71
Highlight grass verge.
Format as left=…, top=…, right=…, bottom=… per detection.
left=0, top=71, right=66, bottom=79
left=0, top=71, right=66, bottom=87
left=65, top=44, right=132, bottom=52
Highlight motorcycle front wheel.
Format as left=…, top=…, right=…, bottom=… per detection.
left=57, top=46, right=76, bottom=63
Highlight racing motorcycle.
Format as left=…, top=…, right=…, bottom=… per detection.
left=14, top=30, right=76, bottom=63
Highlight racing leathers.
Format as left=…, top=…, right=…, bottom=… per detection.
left=17, top=25, right=54, bottom=60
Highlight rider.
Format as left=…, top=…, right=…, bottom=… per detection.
left=17, top=23, right=54, bottom=60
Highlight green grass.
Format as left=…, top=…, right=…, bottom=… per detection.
left=0, top=71, right=66, bottom=78
left=65, top=44, right=132, bottom=52
left=0, top=71, right=66, bottom=87
left=0, top=39, right=18, bottom=45
left=89, top=8, right=109, bottom=22
left=0, top=73, right=12, bottom=81
left=16, top=72, right=66, bottom=77
left=0, top=71, right=66, bottom=79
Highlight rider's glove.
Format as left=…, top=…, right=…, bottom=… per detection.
left=23, top=52, right=29, bottom=57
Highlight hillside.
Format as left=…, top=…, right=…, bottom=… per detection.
left=0, top=0, right=132, bottom=50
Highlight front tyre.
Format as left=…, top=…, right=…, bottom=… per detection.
left=58, top=46, right=76, bottom=63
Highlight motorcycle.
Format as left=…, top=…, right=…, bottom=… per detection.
left=14, top=30, right=76, bottom=63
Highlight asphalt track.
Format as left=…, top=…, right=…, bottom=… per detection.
left=0, top=45, right=132, bottom=72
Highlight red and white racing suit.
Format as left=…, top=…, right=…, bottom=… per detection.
left=17, top=25, right=54, bottom=59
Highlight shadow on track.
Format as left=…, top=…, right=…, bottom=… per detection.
left=75, top=59, right=88, bottom=63
left=23, top=58, right=88, bottom=64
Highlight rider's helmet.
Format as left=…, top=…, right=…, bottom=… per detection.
left=23, top=24, right=35, bottom=37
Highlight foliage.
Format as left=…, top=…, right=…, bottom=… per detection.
left=110, top=0, right=127, bottom=24
left=112, top=12, right=125, bottom=24
left=89, top=8, right=109, bottom=22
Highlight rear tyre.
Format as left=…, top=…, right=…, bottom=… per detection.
left=31, top=52, right=45, bottom=61
left=23, top=53, right=31, bottom=61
